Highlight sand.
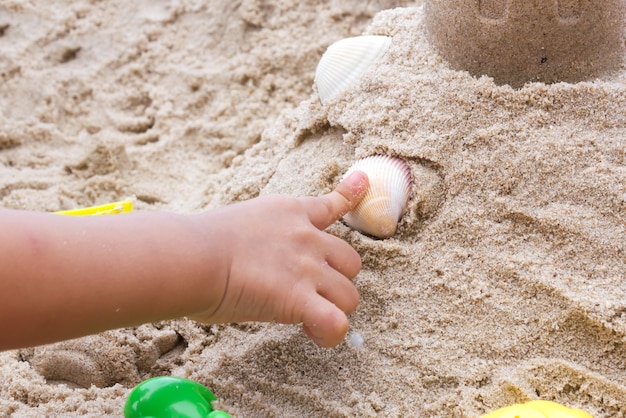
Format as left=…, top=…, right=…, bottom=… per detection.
left=424, top=0, right=626, bottom=87
left=1, top=1, right=625, bottom=417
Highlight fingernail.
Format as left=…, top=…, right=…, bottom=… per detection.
left=343, top=170, right=369, bottom=199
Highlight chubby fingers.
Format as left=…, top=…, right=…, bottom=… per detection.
left=297, top=170, right=369, bottom=347
left=323, top=233, right=362, bottom=279
left=298, top=255, right=359, bottom=347
left=306, top=170, right=369, bottom=230
left=301, top=296, right=351, bottom=347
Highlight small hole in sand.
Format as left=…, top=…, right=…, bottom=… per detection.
left=60, top=46, right=81, bottom=63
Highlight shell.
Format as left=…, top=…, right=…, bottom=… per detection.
left=342, top=155, right=412, bottom=239
left=314, top=35, right=392, bottom=105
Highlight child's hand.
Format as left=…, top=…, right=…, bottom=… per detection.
left=0, top=171, right=367, bottom=351
left=190, top=171, right=369, bottom=347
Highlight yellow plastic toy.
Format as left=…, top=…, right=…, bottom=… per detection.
left=482, top=400, right=592, bottom=418
left=55, top=200, right=133, bottom=216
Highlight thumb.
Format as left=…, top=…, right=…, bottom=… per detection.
left=307, top=170, right=369, bottom=230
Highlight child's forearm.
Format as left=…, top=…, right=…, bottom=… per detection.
left=0, top=171, right=369, bottom=350
left=0, top=210, right=223, bottom=350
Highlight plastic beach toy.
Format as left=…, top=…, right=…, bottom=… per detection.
left=55, top=200, right=133, bottom=216
left=124, top=376, right=231, bottom=418
left=482, top=400, right=592, bottom=418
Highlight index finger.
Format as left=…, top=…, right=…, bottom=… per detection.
left=306, top=170, right=369, bottom=230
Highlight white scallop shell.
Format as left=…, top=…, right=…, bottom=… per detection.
left=315, top=35, right=392, bottom=105
left=342, top=155, right=412, bottom=239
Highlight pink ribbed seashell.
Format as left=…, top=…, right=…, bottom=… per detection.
left=343, top=155, right=412, bottom=239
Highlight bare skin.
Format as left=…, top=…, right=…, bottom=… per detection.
left=0, top=171, right=369, bottom=351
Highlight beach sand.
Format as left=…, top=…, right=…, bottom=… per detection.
left=1, top=1, right=625, bottom=416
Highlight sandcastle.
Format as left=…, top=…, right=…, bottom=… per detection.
left=424, top=0, right=626, bottom=87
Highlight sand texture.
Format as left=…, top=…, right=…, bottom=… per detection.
left=1, top=1, right=626, bottom=417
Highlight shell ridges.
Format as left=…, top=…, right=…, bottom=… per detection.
left=315, top=35, right=392, bottom=105
left=342, top=155, right=412, bottom=239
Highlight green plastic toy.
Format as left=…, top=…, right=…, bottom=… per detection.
left=124, top=376, right=231, bottom=418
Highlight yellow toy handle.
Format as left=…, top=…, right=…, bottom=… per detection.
left=482, top=400, right=592, bottom=418
left=54, top=200, right=133, bottom=216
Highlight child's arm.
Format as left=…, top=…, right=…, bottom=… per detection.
left=0, top=171, right=368, bottom=350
